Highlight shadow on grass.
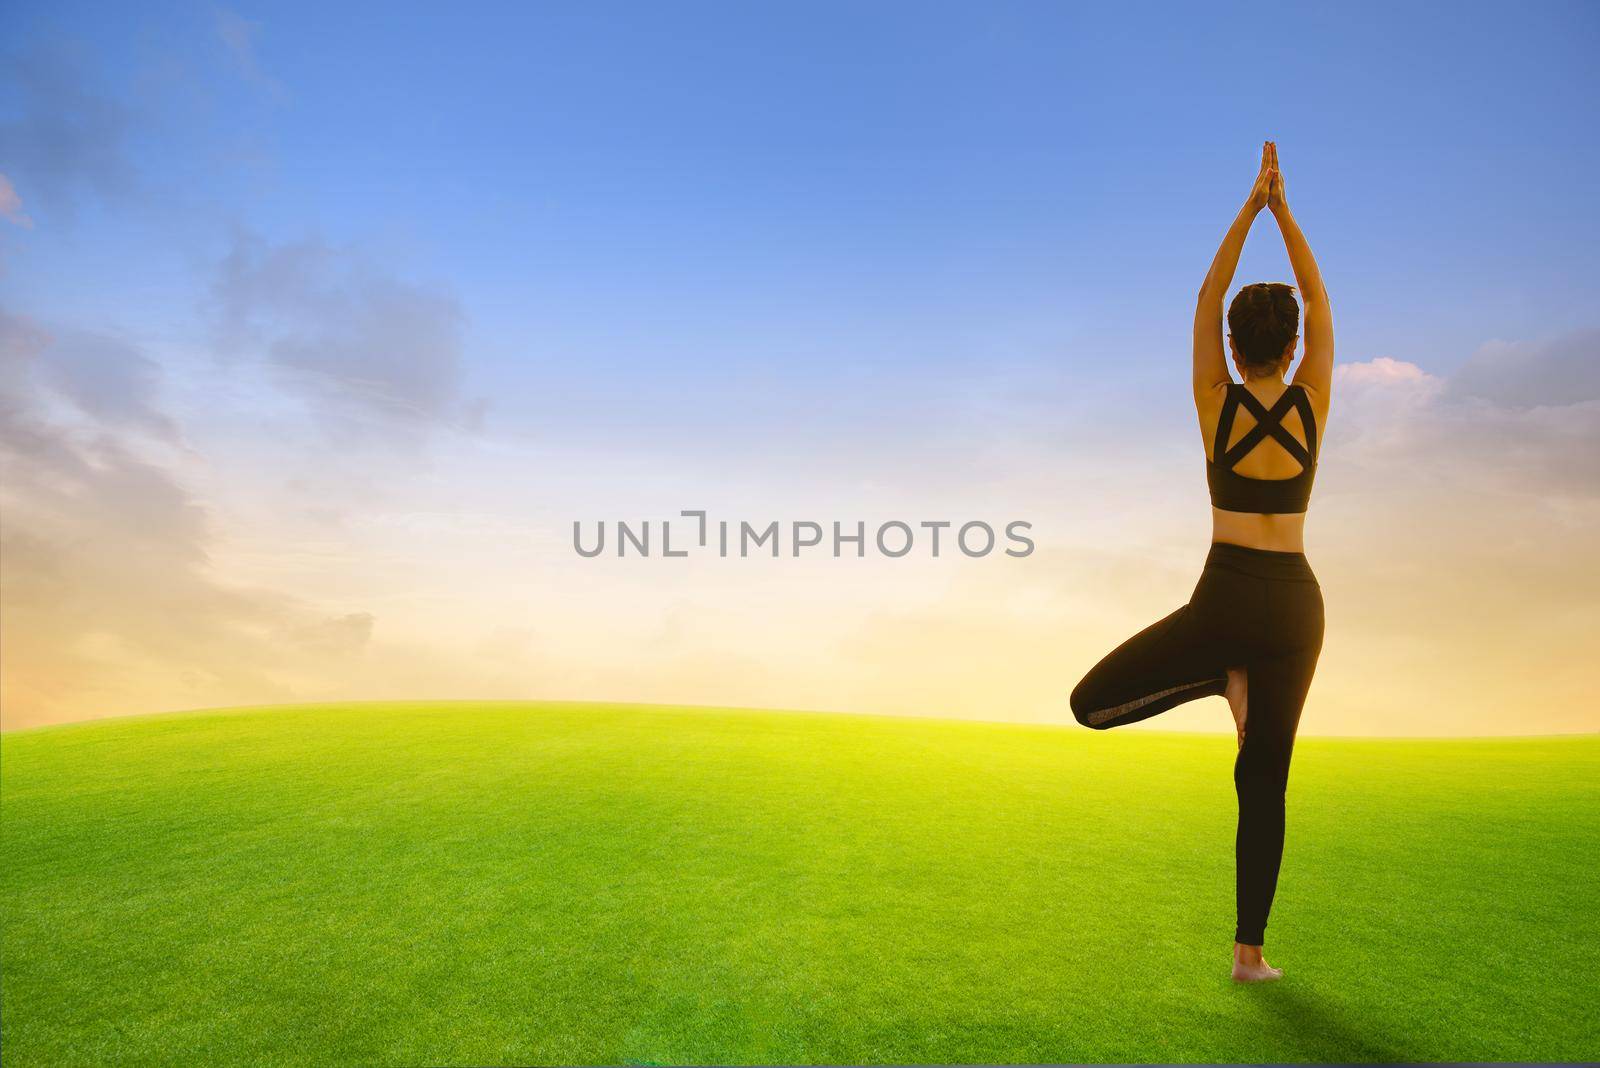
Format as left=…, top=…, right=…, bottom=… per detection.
left=1252, top=985, right=1422, bottom=1063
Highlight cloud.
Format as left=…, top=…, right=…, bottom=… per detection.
left=22, top=318, right=180, bottom=440
left=1445, top=329, right=1600, bottom=408
left=0, top=50, right=135, bottom=224
left=1332, top=333, right=1600, bottom=498
left=214, top=8, right=285, bottom=99
left=0, top=173, right=31, bottom=228
left=0, top=306, right=377, bottom=728
left=208, top=232, right=480, bottom=442
left=1335, top=355, right=1438, bottom=388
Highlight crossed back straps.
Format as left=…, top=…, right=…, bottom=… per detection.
left=1211, top=382, right=1318, bottom=474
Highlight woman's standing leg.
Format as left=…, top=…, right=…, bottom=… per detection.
left=1232, top=570, right=1324, bottom=963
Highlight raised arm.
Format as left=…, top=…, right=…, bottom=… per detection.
left=1267, top=145, right=1334, bottom=397
left=1194, top=142, right=1273, bottom=398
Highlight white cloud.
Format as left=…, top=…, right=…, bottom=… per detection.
left=1331, top=334, right=1600, bottom=498
left=1335, top=355, right=1438, bottom=387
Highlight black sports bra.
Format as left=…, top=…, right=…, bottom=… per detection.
left=1206, top=382, right=1319, bottom=514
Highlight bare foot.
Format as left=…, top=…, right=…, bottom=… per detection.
left=1225, top=667, right=1248, bottom=748
left=1231, top=942, right=1283, bottom=983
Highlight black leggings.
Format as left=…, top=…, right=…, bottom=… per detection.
left=1069, top=541, right=1325, bottom=946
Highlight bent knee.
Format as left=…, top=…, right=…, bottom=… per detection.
left=1068, top=680, right=1100, bottom=728
left=1069, top=680, right=1117, bottom=729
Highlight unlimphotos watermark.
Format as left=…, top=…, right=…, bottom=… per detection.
left=574, top=511, right=1034, bottom=559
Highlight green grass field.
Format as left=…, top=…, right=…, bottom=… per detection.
left=2, top=702, right=1596, bottom=1065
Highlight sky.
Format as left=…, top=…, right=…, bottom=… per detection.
left=2, top=1, right=1598, bottom=734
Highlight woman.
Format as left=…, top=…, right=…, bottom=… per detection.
left=1069, top=141, right=1331, bottom=983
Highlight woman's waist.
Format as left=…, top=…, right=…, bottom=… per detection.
left=1210, top=507, right=1307, bottom=554
left=1204, top=537, right=1318, bottom=583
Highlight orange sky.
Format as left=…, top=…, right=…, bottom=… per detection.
left=5, top=325, right=1598, bottom=735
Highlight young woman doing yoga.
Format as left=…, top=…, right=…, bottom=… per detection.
left=1070, top=141, right=1332, bottom=983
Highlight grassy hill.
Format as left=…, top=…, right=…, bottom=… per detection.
left=2, top=701, right=1596, bottom=1065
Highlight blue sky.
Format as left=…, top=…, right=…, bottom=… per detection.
left=9, top=2, right=1599, bottom=396
left=3, top=2, right=1599, bottom=731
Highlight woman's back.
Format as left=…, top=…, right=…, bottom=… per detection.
left=1196, top=377, right=1330, bottom=553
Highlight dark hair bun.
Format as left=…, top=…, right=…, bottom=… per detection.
left=1227, top=283, right=1300, bottom=370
